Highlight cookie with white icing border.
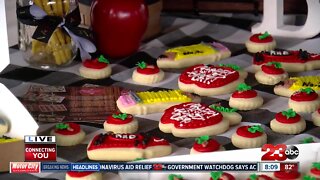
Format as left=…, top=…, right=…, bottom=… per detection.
left=66, top=172, right=102, bottom=180
left=104, top=113, right=138, bottom=134
left=79, top=55, right=112, bottom=79
left=209, top=171, right=235, bottom=180
left=210, top=104, right=242, bottom=126
left=312, top=108, right=320, bottom=126
left=306, top=162, right=320, bottom=179
left=178, top=64, right=245, bottom=96
left=51, top=123, right=85, bottom=146
left=255, top=62, right=288, bottom=85
left=190, top=135, right=224, bottom=155
left=157, top=42, right=231, bottom=69
left=231, top=125, right=267, bottom=149
left=229, top=83, right=263, bottom=110
left=132, top=61, right=164, bottom=84
left=87, top=132, right=172, bottom=161
left=116, top=89, right=200, bottom=115
left=246, top=173, right=273, bottom=180
left=159, top=102, right=229, bottom=138
left=288, top=88, right=320, bottom=113
left=270, top=109, right=306, bottom=134
left=245, top=32, right=276, bottom=53
left=273, top=170, right=302, bottom=180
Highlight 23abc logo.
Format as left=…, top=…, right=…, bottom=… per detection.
left=261, top=144, right=299, bottom=161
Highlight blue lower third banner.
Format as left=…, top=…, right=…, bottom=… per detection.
left=40, top=162, right=259, bottom=172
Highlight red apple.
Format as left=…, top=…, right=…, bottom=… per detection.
left=91, top=0, right=148, bottom=59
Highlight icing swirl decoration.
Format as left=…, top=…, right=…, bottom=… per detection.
left=211, top=171, right=223, bottom=180
left=300, top=87, right=315, bottom=94
left=56, top=123, right=69, bottom=130
left=195, top=135, right=210, bottom=145
left=258, top=31, right=270, bottom=40
left=281, top=109, right=296, bottom=119
left=303, top=175, right=316, bottom=180
left=136, top=61, right=147, bottom=69
left=112, top=113, right=128, bottom=120
left=97, top=55, right=110, bottom=64
left=248, top=125, right=264, bottom=133
left=237, top=83, right=252, bottom=91
left=210, top=104, right=237, bottom=113
left=218, top=64, right=241, bottom=71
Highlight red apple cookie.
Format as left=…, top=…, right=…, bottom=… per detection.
left=270, top=109, right=306, bottom=134
left=288, top=88, right=320, bottom=113
left=79, top=55, right=112, bottom=79
left=132, top=61, right=164, bottom=84
left=159, top=102, right=229, bottom=137
left=255, top=62, right=288, bottom=85
left=51, top=123, right=85, bottom=146
left=229, top=83, right=263, bottom=110
left=178, top=64, right=246, bottom=96
left=210, top=171, right=235, bottom=180
left=307, top=162, right=320, bottom=179
left=87, top=132, right=172, bottom=161
left=190, top=135, right=224, bottom=154
left=66, top=171, right=102, bottom=180
left=273, top=170, right=302, bottom=180
left=231, top=125, right=267, bottom=148
left=104, top=113, right=138, bottom=133
left=247, top=173, right=273, bottom=180
left=245, top=32, right=276, bottom=53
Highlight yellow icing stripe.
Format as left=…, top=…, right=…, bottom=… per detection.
left=137, top=90, right=191, bottom=104
left=0, top=138, right=21, bottom=144
left=289, top=76, right=320, bottom=91
left=166, top=43, right=217, bottom=61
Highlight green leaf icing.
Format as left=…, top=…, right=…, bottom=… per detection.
left=267, top=62, right=282, bottom=68
left=303, top=175, right=316, bottom=180
left=281, top=109, right=296, bottom=119
left=133, top=158, right=146, bottom=161
left=258, top=31, right=270, bottom=40
left=210, top=171, right=223, bottom=180
left=312, top=162, right=320, bottom=170
left=55, top=123, right=69, bottom=130
left=248, top=125, right=264, bottom=133
left=301, top=137, right=314, bottom=144
left=236, top=83, right=252, bottom=91
left=249, top=174, right=258, bottom=180
left=195, top=135, right=210, bottom=144
left=300, top=87, right=315, bottom=94
left=112, top=113, right=128, bottom=120
left=168, top=174, right=184, bottom=180
left=98, top=55, right=110, bottom=64
left=210, top=105, right=237, bottom=113
left=136, top=61, right=147, bottom=69
left=218, top=64, right=240, bottom=71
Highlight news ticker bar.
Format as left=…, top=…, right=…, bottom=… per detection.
left=10, top=162, right=299, bottom=173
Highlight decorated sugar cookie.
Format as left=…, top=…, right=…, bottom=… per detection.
left=210, top=104, right=242, bottom=126
left=103, top=113, right=138, bottom=134
left=231, top=125, right=267, bottom=149
left=132, top=61, right=164, bottom=84
left=190, top=135, right=224, bottom=154
left=157, top=42, right=231, bottom=69
left=252, top=49, right=320, bottom=72
left=209, top=171, right=235, bottom=180
left=312, top=108, right=320, bottom=126
left=255, top=62, right=288, bottom=85
left=159, top=102, right=229, bottom=138
left=247, top=173, right=273, bottom=180
left=270, top=109, right=306, bottom=134
left=307, top=162, right=320, bottom=179
left=274, top=76, right=320, bottom=97
left=116, top=89, right=200, bottom=115
left=229, top=83, right=264, bottom=110
left=66, top=171, right=102, bottom=180
left=288, top=88, right=320, bottom=113
left=0, top=119, right=9, bottom=136
left=51, top=123, right=85, bottom=146
left=178, top=64, right=245, bottom=96
left=245, top=32, right=276, bottom=53
left=218, top=64, right=248, bottom=79
left=273, top=170, right=302, bottom=180
left=168, top=174, right=184, bottom=180
left=301, top=137, right=315, bottom=144
left=79, top=55, right=112, bottom=79
left=87, top=132, right=172, bottom=161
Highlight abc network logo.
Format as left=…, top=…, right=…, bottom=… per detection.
left=261, top=144, right=299, bottom=161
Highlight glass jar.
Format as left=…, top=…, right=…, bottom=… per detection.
left=17, top=0, right=78, bottom=69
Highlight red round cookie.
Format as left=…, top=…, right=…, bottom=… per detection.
left=290, top=91, right=318, bottom=101
left=160, top=102, right=223, bottom=129
left=66, top=171, right=95, bottom=178
left=179, top=64, right=240, bottom=88
left=137, top=65, right=160, bottom=75
left=249, top=33, right=273, bottom=43
left=275, top=112, right=301, bottom=124
left=83, top=58, right=108, bottom=69
left=274, top=171, right=301, bottom=179
left=232, top=90, right=257, bottom=99
left=261, top=64, right=285, bottom=75
left=193, top=139, right=220, bottom=152
left=210, top=172, right=235, bottom=180
left=54, top=123, right=81, bottom=135
left=106, top=114, right=134, bottom=125
left=236, top=126, right=263, bottom=138
left=311, top=167, right=320, bottom=176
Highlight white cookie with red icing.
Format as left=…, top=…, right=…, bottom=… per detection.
left=229, top=83, right=263, bottom=110
left=103, top=113, right=138, bottom=134
left=255, top=62, right=288, bottom=85
left=245, top=32, right=276, bottom=53
left=132, top=61, right=164, bottom=84
left=178, top=64, right=246, bottom=96
left=51, top=123, right=85, bottom=146
left=87, top=132, right=172, bottom=161
left=66, top=172, right=102, bottom=180
left=270, top=109, right=306, bottom=134
left=272, top=170, right=302, bottom=180
left=159, top=102, right=229, bottom=137
left=79, top=55, right=112, bottom=79
left=307, top=162, right=320, bottom=179
left=288, top=88, right=320, bottom=113
left=231, top=125, right=267, bottom=149
left=190, top=136, right=224, bottom=155
left=209, top=171, right=235, bottom=180
left=312, top=108, right=320, bottom=126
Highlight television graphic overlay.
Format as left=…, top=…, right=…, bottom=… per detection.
left=24, top=136, right=57, bottom=161
left=261, top=144, right=299, bottom=161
